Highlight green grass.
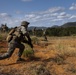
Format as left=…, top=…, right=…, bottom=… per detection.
left=23, top=44, right=34, bottom=59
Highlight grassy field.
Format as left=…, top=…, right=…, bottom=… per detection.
left=0, top=36, right=76, bottom=75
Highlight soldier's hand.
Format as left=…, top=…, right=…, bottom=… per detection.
left=28, top=41, right=33, bottom=48
left=30, top=43, right=33, bottom=48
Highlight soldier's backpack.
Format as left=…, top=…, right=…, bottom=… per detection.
left=6, top=28, right=16, bottom=42
left=6, top=26, right=23, bottom=42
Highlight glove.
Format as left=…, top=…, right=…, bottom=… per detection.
left=30, top=43, right=33, bottom=48
left=28, top=41, right=33, bottom=48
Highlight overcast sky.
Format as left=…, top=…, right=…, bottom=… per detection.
left=0, top=0, right=76, bottom=27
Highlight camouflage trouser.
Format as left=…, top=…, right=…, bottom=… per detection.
left=0, top=40, right=25, bottom=60
left=43, top=34, right=47, bottom=41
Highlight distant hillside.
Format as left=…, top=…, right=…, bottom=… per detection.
left=28, top=22, right=76, bottom=30
left=61, top=22, right=76, bottom=27
left=51, top=25, right=59, bottom=28
left=28, top=26, right=47, bottom=30
left=50, top=22, right=76, bottom=28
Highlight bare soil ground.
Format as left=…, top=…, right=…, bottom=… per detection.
left=0, top=36, right=76, bottom=75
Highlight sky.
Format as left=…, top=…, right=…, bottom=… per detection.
left=0, top=0, right=76, bottom=27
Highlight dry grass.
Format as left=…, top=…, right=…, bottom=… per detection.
left=46, top=36, right=76, bottom=57
left=0, top=35, right=76, bottom=75
left=0, top=32, right=8, bottom=40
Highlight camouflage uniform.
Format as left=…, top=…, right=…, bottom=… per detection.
left=42, top=29, right=47, bottom=41
left=0, top=21, right=33, bottom=61
left=32, top=27, right=36, bottom=36
left=1, top=24, right=8, bottom=32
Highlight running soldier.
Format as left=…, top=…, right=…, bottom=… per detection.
left=42, top=29, right=47, bottom=41
left=32, top=27, right=36, bottom=36
left=0, top=21, right=33, bottom=62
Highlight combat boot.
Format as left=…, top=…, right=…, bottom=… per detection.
left=16, top=58, right=25, bottom=63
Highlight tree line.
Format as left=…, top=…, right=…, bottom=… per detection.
left=1, top=24, right=76, bottom=37
left=29, top=27, right=76, bottom=37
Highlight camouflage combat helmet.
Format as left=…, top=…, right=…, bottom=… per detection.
left=21, top=21, right=30, bottom=26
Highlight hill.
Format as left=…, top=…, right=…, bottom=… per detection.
left=51, top=25, right=59, bottom=28
left=61, top=22, right=76, bottom=27
left=28, top=26, right=47, bottom=30
left=50, top=22, right=76, bottom=28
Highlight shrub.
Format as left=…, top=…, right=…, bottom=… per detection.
left=32, top=37, right=39, bottom=45
left=23, top=48, right=34, bottom=59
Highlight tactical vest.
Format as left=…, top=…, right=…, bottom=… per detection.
left=6, top=26, right=22, bottom=42
left=12, top=26, right=23, bottom=42
left=6, top=28, right=16, bottom=42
